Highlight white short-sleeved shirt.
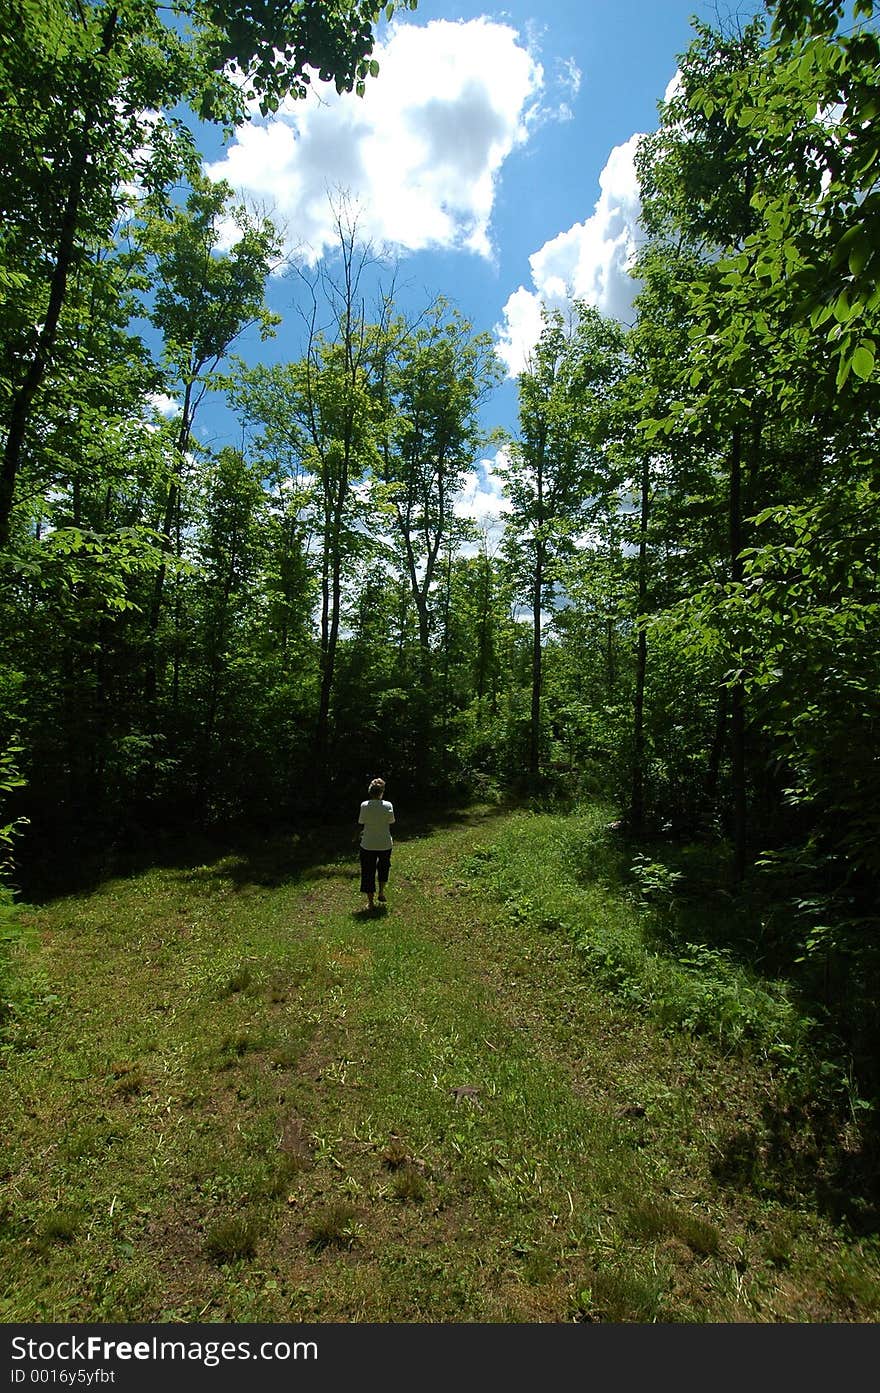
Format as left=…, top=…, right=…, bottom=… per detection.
left=359, top=798, right=395, bottom=851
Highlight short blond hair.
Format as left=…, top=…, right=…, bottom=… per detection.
left=368, top=777, right=386, bottom=798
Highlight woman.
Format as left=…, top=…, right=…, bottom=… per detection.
left=357, top=777, right=395, bottom=911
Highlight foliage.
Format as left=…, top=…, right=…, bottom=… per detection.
left=463, top=810, right=812, bottom=1064
left=709, top=479, right=880, bottom=881
left=754, top=0, right=880, bottom=386
left=500, top=303, right=627, bottom=775
left=378, top=297, right=502, bottom=661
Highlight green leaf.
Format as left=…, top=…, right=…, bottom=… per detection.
left=833, top=291, right=855, bottom=323
left=848, top=237, right=870, bottom=278
left=851, top=342, right=875, bottom=380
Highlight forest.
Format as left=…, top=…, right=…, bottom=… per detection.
left=1, top=0, right=880, bottom=1324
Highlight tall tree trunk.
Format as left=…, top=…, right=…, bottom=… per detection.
left=729, top=424, right=747, bottom=882
left=197, top=526, right=238, bottom=806
left=440, top=546, right=453, bottom=745
left=475, top=551, right=491, bottom=709
left=0, top=8, right=119, bottom=547
left=316, top=518, right=343, bottom=764
left=396, top=504, right=432, bottom=671
left=171, top=485, right=183, bottom=722
left=629, top=454, right=650, bottom=834
left=529, top=429, right=547, bottom=780
left=0, top=148, right=89, bottom=547
left=145, top=381, right=194, bottom=704
left=415, top=591, right=431, bottom=667
left=606, top=616, right=616, bottom=693
left=704, top=688, right=729, bottom=810
left=529, top=545, right=543, bottom=777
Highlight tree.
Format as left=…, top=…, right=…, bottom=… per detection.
left=751, top=0, right=880, bottom=387
left=138, top=173, right=281, bottom=707
left=637, top=16, right=784, bottom=874
left=635, top=5, right=880, bottom=901
left=502, top=304, right=626, bottom=778
left=232, top=215, right=385, bottom=770
left=0, top=0, right=176, bottom=546
left=0, top=0, right=413, bottom=547
left=378, top=300, right=501, bottom=674
left=185, top=447, right=272, bottom=812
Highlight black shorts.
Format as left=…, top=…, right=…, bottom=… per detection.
left=359, top=848, right=391, bottom=893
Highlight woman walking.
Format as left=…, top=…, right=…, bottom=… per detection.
left=358, top=777, right=395, bottom=912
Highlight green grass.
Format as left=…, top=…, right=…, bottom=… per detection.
left=462, top=807, right=815, bottom=1062
left=0, top=804, right=878, bottom=1322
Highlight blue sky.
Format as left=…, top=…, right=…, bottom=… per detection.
left=176, top=0, right=763, bottom=529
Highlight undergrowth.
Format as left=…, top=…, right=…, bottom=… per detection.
left=461, top=806, right=840, bottom=1096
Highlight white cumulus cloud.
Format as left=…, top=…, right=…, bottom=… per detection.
left=146, top=392, right=179, bottom=418
left=495, top=133, right=645, bottom=376
left=206, top=18, right=548, bottom=264
left=454, top=451, right=512, bottom=554
left=664, top=71, right=683, bottom=105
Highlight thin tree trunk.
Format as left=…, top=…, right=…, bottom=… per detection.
left=729, top=424, right=747, bottom=882
left=476, top=551, right=491, bottom=708
left=704, top=688, right=729, bottom=809
left=316, top=518, right=343, bottom=761
left=606, top=615, right=616, bottom=693
left=198, top=525, right=238, bottom=805
left=529, top=426, right=547, bottom=780
left=171, top=486, right=183, bottom=721
left=145, top=380, right=194, bottom=704
left=0, top=8, right=119, bottom=547
left=440, top=545, right=453, bottom=743
left=629, top=454, right=650, bottom=834
left=0, top=148, right=89, bottom=547
left=529, top=546, right=543, bottom=778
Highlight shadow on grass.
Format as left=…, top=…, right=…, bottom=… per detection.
left=711, top=1095, right=880, bottom=1238
left=351, top=904, right=389, bottom=921
left=21, top=800, right=511, bottom=904
left=578, top=826, right=880, bottom=1230
left=612, top=834, right=796, bottom=974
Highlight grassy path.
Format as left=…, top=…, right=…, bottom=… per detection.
left=1, top=807, right=878, bottom=1322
